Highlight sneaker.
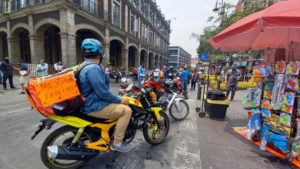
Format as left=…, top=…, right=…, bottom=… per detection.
left=110, top=143, right=134, bottom=153
left=3, top=88, right=7, bottom=90
left=19, top=91, right=25, bottom=94
left=231, top=99, right=235, bottom=102
left=11, top=87, right=17, bottom=89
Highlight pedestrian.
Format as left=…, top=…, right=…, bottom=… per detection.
left=163, top=65, right=170, bottom=79
left=225, top=64, right=242, bottom=102
left=191, top=70, right=199, bottom=90
left=0, top=57, right=16, bottom=90
left=0, top=61, right=3, bottom=84
left=182, top=65, right=189, bottom=94
left=133, top=66, right=138, bottom=81
left=36, top=59, right=48, bottom=77
left=137, top=62, right=146, bottom=88
left=14, top=59, right=30, bottom=94
left=105, top=62, right=111, bottom=86
left=54, top=61, right=64, bottom=73
left=246, top=68, right=252, bottom=82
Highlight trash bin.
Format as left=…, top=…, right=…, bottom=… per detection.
left=205, top=98, right=230, bottom=119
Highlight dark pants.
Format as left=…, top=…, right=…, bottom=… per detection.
left=226, top=84, right=237, bottom=100
left=3, top=71, right=14, bottom=89
left=191, top=80, right=197, bottom=90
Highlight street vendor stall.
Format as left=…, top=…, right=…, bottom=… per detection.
left=207, top=0, right=300, bottom=166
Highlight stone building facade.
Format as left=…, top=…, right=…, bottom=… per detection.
left=0, top=0, right=170, bottom=73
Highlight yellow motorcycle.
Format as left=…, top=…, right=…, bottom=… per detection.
left=32, top=93, right=169, bottom=169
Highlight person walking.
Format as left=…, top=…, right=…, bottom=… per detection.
left=36, top=59, right=48, bottom=77
left=105, top=62, right=111, bottom=87
left=225, top=64, right=242, bottom=102
left=1, top=57, right=16, bottom=90
left=182, top=65, right=189, bottom=94
left=14, top=59, right=30, bottom=94
left=191, top=70, right=199, bottom=90
left=54, top=61, right=64, bottom=73
left=137, top=62, right=146, bottom=88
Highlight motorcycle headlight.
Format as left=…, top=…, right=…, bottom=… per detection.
left=141, top=88, right=146, bottom=94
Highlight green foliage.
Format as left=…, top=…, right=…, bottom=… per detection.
left=195, top=0, right=274, bottom=57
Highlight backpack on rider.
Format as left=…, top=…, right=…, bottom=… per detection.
left=24, top=62, right=96, bottom=117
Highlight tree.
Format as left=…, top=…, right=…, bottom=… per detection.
left=195, top=0, right=273, bottom=58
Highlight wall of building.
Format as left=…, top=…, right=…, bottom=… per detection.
left=0, top=0, right=171, bottom=73
left=168, top=46, right=191, bottom=69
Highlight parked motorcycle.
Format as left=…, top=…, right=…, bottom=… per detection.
left=32, top=93, right=169, bottom=169
left=119, top=78, right=189, bottom=121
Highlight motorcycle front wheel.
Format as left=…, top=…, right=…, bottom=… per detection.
left=40, top=126, right=97, bottom=169
left=143, top=112, right=170, bottom=145
left=169, top=100, right=190, bottom=120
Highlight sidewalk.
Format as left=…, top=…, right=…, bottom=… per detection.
left=191, top=88, right=293, bottom=169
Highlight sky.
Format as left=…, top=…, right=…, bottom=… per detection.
left=156, top=0, right=239, bottom=58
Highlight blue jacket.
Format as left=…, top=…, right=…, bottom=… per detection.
left=182, top=70, right=189, bottom=81
left=79, top=59, right=121, bottom=114
left=137, top=66, right=146, bottom=79
left=164, top=67, right=170, bottom=78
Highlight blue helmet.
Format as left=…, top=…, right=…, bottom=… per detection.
left=81, top=38, right=104, bottom=58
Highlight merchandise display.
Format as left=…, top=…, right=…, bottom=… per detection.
left=244, top=60, right=300, bottom=162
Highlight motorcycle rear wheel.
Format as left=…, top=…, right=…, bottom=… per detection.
left=143, top=112, right=170, bottom=145
left=169, top=100, right=190, bottom=120
left=40, top=126, right=97, bottom=169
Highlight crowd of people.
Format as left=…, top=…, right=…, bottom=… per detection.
left=0, top=58, right=64, bottom=94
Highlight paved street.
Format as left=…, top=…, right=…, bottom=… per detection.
left=0, top=78, right=296, bottom=169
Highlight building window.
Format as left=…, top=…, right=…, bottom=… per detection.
left=169, top=49, right=178, bottom=55
left=0, top=0, right=5, bottom=14
left=113, top=2, right=120, bottom=27
left=84, top=0, right=96, bottom=14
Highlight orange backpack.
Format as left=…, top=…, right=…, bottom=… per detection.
left=25, top=62, right=96, bottom=117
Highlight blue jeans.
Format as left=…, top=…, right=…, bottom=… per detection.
left=138, top=77, right=144, bottom=88
left=182, top=80, right=188, bottom=91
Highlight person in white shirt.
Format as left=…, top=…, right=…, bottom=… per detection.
left=105, top=62, right=111, bottom=86
left=36, top=59, right=48, bottom=77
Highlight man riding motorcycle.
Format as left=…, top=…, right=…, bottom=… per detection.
left=79, top=38, right=134, bottom=152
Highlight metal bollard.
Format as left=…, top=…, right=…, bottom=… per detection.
left=197, top=84, right=202, bottom=100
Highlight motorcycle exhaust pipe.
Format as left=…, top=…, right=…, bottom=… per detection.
left=47, top=145, right=98, bottom=160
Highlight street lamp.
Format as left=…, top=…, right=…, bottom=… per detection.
left=213, top=0, right=225, bottom=27
left=213, top=0, right=224, bottom=12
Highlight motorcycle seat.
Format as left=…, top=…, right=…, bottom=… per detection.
left=70, top=113, right=116, bottom=124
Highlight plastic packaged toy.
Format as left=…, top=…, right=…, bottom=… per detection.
left=279, top=113, right=291, bottom=127
left=266, top=64, right=275, bottom=76
left=262, top=109, right=271, bottom=119
left=287, top=61, right=300, bottom=75
left=262, top=99, right=271, bottom=110
left=264, top=90, right=273, bottom=99
left=281, top=92, right=295, bottom=114
left=271, top=74, right=286, bottom=110
left=287, top=76, right=299, bottom=91
left=254, top=80, right=263, bottom=107
left=275, top=60, right=286, bottom=74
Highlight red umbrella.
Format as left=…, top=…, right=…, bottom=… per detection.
left=208, top=0, right=300, bottom=51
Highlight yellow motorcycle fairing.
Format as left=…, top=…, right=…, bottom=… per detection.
left=121, top=96, right=143, bottom=107
left=48, top=115, right=92, bottom=128
left=151, top=107, right=162, bottom=119
left=49, top=115, right=118, bottom=152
